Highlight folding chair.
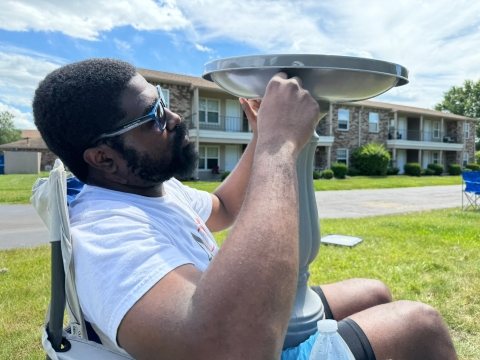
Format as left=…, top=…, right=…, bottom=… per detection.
left=461, top=170, right=480, bottom=211
left=31, top=159, right=133, bottom=360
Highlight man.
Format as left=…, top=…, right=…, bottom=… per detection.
left=33, top=58, right=457, bottom=360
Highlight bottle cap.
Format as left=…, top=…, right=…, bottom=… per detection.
left=317, top=319, right=338, bottom=332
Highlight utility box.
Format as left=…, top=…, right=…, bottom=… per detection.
left=4, top=151, right=41, bottom=174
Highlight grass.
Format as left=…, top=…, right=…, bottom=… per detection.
left=0, top=208, right=478, bottom=359
left=0, top=174, right=462, bottom=204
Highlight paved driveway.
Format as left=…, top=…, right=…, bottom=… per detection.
left=0, top=185, right=464, bottom=250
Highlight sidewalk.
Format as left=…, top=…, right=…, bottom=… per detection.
left=0, top=185, right=463, bottom=250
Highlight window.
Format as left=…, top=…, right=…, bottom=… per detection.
left=199, top=99, right=220, bottom=124
left=337, top=148, right=348, bottom=166
left=432, top=152, right=439, bottom=164
left=463, top=152, right=469, bottom=167
left=338, top=109, right=349, bottom=130
left=433, top=122, right=440, bottom=138
left=199, top=146, right=219, bottom=170
left=465, top=123, right=470, bottom=139
left=369, top=112, right=379, bottom=132
left=161, top=89, right=170, bottom=109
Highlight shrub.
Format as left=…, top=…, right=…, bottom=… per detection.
left=386, top=167, right=400, bottom=175
left=221, top=171, right=231, bottom=181
left=313, top=170, right=321, bottom=180
left=448, top=164, right=462, bottom=175
left=352, top=142, right=390, bottom=176
left=322, top=170, right=334, bottom=179
left=346, top=167, right=359, bottom=177
left=331, top=162, right=348, bottom=179
left=424, top=168, right=435, bottom=176
left=404, top=163, right=421, bottom=176
left=476, top=151, right=480, bottom=165
left=427, top=163, right=444, bottom=176
left=465, top=163, right=480, bottom=171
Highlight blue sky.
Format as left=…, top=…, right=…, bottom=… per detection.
left=1, top=0, right=480, bottom=129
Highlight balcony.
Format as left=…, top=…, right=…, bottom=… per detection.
left=188, top=115, right=251, bottom=133
left=387, top=129, right=464, bottom=151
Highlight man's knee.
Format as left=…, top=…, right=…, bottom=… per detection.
left=359, top=278, right=392, bottom=305
left=404, top=301, right=445, bottom=334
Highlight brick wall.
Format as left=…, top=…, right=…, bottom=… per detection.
left=149, top=82, right=192, bottom=122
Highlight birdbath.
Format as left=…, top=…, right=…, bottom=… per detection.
left=203, top=54, right=408, bottom=349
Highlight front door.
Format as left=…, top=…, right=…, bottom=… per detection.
left=424, top=120, right=432, bottom=142
left=422, top=150, right=431, bottom=168
left=225, top=145, right=240, bottom=171
left=397, top=149, right=406, bottom=174
left=226, top=100, right=241, bottom=132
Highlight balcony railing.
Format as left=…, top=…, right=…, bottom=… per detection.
left=388, top=129, right=463, bottom=144
left=189, top=115, right=251, bottom=133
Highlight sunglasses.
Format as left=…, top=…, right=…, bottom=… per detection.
left=89, top=85, right=167, bottom=146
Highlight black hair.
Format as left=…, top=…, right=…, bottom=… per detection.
left=33, top=58, right=137, bottom=183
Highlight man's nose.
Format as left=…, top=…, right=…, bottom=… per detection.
left=165, top=109, right=181, bottom=131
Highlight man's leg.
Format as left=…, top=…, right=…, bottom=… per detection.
left=313, top=278, right=392, bottom=320
left=348, top=301, right=458, bottom=360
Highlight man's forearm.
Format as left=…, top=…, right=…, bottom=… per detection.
left=212, top=134, right=257, bottom=226
left=192, top=142, right=300, bottom=359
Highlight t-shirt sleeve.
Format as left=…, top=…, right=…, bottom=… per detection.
left=171, top=179, right=213, bottom=223
left=72, top=211, right=193, bottom=347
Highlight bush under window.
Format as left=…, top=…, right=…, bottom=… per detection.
left=448, top=164, right=462, bottom=175
left=404, top=163, right=421, bottom=176
left=386, top=167, right=400, bottom=175
left=331, top=162, right=348, bottom=179
left=313, top=170, right=321, bottom=180
left=351, top=142, right=390, bottom=176
left=322, top=170, right=334, bottom=179
left=465, top=163, right=480, bottom=171
left=427, top=163, right=444, bottom=176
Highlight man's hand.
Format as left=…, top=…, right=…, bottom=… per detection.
left=257, top=72, right=319, bottom=154
left=239, top=98, right=260, bottom=135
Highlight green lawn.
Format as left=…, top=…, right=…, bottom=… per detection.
left=1, top=208, right=478, bottom=359
left=0, top=173, right=462, bottom=204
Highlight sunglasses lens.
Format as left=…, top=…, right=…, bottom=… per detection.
left=155, top=102, right=166, bottom=129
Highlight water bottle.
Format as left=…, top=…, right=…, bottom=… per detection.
left=308, top=319, right=355, bottom=360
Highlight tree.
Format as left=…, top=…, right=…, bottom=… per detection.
left=435, top=79, right=480, bottom=149
left=0, top=111, right=22, bottom=152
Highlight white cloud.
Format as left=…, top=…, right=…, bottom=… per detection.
left=114, top=38, right=132, bottom=52
left=195, top=44, right=213, bottom=53
left=176, top=0, right=480, bottom=109
left=0, top=102, right=34, bottom=129
left=0, top=51, right=61, bottom=129
left=0, top=0, right=189, bottom=41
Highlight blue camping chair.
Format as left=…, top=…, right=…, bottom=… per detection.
left=462, top=170, right=480, bottom=211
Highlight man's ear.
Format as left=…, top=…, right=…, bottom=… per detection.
left=83, top=145, right=118, bottom=174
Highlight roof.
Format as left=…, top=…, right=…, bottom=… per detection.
left=21, top=130, right=42, bottom=138
left=0, top=137, right=47, bottom=151
left=344, top=99, right=478, bottom=121
left=137, top=68, right=221, bottom=91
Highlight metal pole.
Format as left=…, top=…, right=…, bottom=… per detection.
left=284, top=108, right=328, bottom=349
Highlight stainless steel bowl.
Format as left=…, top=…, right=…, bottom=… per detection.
left=203, top=54, right=408, bottom=102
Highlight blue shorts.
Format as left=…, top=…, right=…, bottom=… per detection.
left=281, top=286, right=376, bottom=360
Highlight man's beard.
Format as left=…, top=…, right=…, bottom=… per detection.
left=109, top=122, right=198, bottom=185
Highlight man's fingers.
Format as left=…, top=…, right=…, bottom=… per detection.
left=272, top=72, right=288, bottom=80
left=289, top=76, right=303, bottom=88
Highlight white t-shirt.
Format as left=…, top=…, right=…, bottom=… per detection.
left=69, top=178, right=218, bottom=350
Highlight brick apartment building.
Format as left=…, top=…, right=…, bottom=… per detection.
left=0, top=68, right=477, bottom=177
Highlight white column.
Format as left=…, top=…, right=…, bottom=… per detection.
left=358, top=106, right=362, bottom=146
left=441, top=117, right=444, bottom=139
left=419, top=149, right=422, bottom=164
left=393, top=148, right=397, bottom=168
left=194, top=87, right=200, bottom=179
left=420, top=115, right=423, bottom=141
left=440, top=150, right=443, bottom=169
left=329, top=103, right=333, bottom=136
left=327, top=146, right=332, bottom=169
left=394, top=111, right=398, bottom=135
